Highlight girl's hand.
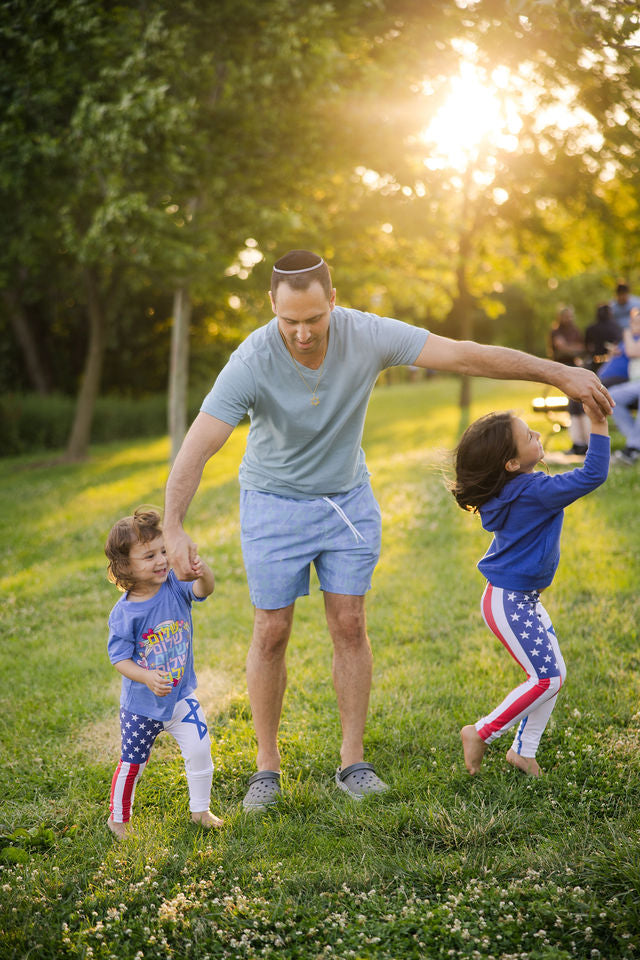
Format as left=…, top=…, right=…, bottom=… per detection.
left=146, top=669, right=174, bottom=697
left=583, top=402, right=610, bottom=435
left=191, top=554, right=204, bottom=577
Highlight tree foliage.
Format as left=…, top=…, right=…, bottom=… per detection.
left=2, top=0, right=640, bottom=451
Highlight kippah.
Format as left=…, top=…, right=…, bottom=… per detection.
left=272, top=250, right=325, bottom=274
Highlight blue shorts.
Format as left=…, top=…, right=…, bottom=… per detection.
left=239, top=482, right=382, bottom=609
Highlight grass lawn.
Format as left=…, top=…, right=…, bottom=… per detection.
left=1, top=376, right=639, bottom=959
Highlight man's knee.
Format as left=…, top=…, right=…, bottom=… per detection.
left=251, top=607, right=293, bottom=659
left=325, top=597, right=368, bottom=648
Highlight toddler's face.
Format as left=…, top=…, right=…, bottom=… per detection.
left=127, top=534, right=168, bottom=591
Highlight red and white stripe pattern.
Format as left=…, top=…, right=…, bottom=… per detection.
left=109, top=759, right=147, bottom=823
left=475, top=583, right=566, bottom=757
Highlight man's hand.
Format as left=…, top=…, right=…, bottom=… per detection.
left=558, top=366, right=614, bottom=420
left=164, top=525, right=199, bottom=580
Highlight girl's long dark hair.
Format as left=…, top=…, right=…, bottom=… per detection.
left=451, top=411, right=518, bottom=512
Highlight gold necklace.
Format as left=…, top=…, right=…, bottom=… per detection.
left=280, top=332, right=328, bottom=406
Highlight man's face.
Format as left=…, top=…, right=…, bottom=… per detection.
left=270, top=280, right=336, bottom=364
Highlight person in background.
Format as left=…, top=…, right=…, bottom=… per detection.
left=610, top=308, right=640, bottom=465
left=549, top=306, right=589, bottom=456
left=584, top=303, right=622, bottom=375
left=609, top=281, right=640, bottom=331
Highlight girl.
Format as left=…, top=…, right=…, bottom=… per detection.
left=452, top=406, right=609, bottom=776
left=104, top=507, right=223, bottom=837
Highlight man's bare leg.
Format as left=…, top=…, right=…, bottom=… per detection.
left=324, top=592, right=372, bottom=769
left=246, top=605, right=294, bottom=772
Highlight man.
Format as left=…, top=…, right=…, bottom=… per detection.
left=163, top=249, right=613, bottom=810
left=609, top=281, right=640, bottom=331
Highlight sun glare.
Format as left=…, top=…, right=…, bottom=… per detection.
left=421, top=62, right=522, bottom=173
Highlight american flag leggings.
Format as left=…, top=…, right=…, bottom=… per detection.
left=109, top=696, right=213, bottom=823
left=475, top=583, right=567, bottom=758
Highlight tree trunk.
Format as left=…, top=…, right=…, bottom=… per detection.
left=3, top=287, right=50, bottom=394
left=168, top=285, right=192, bottom=464
left=64, top=267, right=107, bottom=461
left=455, top=168, right=475, bottom=415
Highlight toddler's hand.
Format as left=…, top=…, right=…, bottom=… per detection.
left=191, top=554, right=205, bottom=577
left=147, top=670, right=174, bottom=697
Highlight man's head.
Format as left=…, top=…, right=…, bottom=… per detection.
left=269, top=250, right=336, bottom=364
left=616, top=281, right=630, bottom=305
left=270, top=250, right=333, bottom=303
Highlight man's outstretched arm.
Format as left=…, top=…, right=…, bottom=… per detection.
left=164, top=413, right=235, bottom=579
left=415, top=333, right=613, bottom=420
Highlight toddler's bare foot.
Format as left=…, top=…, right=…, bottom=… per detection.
left=506, top=748, right=541, bottom=777
left=461, top=724, right=487, bottom=774
left=107, top=817, right=129, bottom=839
left=191, top=810, right=223, bottom=829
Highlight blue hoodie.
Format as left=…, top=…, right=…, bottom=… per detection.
left=477, top=433, right=609, bottom=591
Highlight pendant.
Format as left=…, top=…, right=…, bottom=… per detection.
left=311, top=395, right=320, bottom=406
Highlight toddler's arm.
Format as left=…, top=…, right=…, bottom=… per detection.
left=191, top=555, right=215, bottom=599
left=114, top=659, right=174, bottom=697
left=585, top=403, right=609, bottom=437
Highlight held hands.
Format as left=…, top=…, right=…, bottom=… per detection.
left=145, top=669, right=174, bottom=697
left=191, top=553, right=215, bottom=598
left=561, top=366, right=614, bottom=420
left=164, top=526, right=199, bottom=581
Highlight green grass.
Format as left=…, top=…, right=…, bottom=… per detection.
left=1, top=376, right=639, bottom=960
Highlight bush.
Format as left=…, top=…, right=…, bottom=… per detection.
left=0, top=392, right=203, bottom=456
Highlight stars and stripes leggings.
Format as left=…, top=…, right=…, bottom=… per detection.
left=109, top=696, right=213, bottom=823
left=475, top=583, right=567, bottom=758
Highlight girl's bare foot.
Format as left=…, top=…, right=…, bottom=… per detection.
left=107, top=817, right=129, bottom=839
left=461, top=724, right=487, bottom=774
left=191, top=810, right=223, bottom=829
left=506, top=748, right=541, bottom=777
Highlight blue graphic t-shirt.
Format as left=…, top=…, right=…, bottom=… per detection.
left=107, top=571, right=205, bottom=721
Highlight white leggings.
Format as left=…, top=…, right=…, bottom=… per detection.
left=475, top=584, right=567, bottom=758
left=109, top=696, right=213, bottom=823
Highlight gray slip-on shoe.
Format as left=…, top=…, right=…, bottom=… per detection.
left=242, top=770, right=281, bottom=811
left=335, top=761, right=389, bottom=799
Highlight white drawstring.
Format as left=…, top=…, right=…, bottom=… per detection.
left=322, top=496, right=366, bottom=543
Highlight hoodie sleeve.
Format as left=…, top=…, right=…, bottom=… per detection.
left=530, top=433, right=609, bottom=510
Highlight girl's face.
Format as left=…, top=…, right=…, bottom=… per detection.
left=507, top=417, right=544, bottom=474
left=127, top=534, right=168, bottom=596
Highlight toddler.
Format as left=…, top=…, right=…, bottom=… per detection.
left=104, top=507, right=222, bottom=836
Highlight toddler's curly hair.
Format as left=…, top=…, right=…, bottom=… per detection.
left=105, top=506, right=163, bottom=591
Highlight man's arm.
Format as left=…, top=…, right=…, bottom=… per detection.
left=414, top=333, right=613, bottom=419
left=164, top=413, right=235, bottom=579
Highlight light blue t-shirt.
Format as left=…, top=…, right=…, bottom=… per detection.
left=201, top=306, right=429, bottom=498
